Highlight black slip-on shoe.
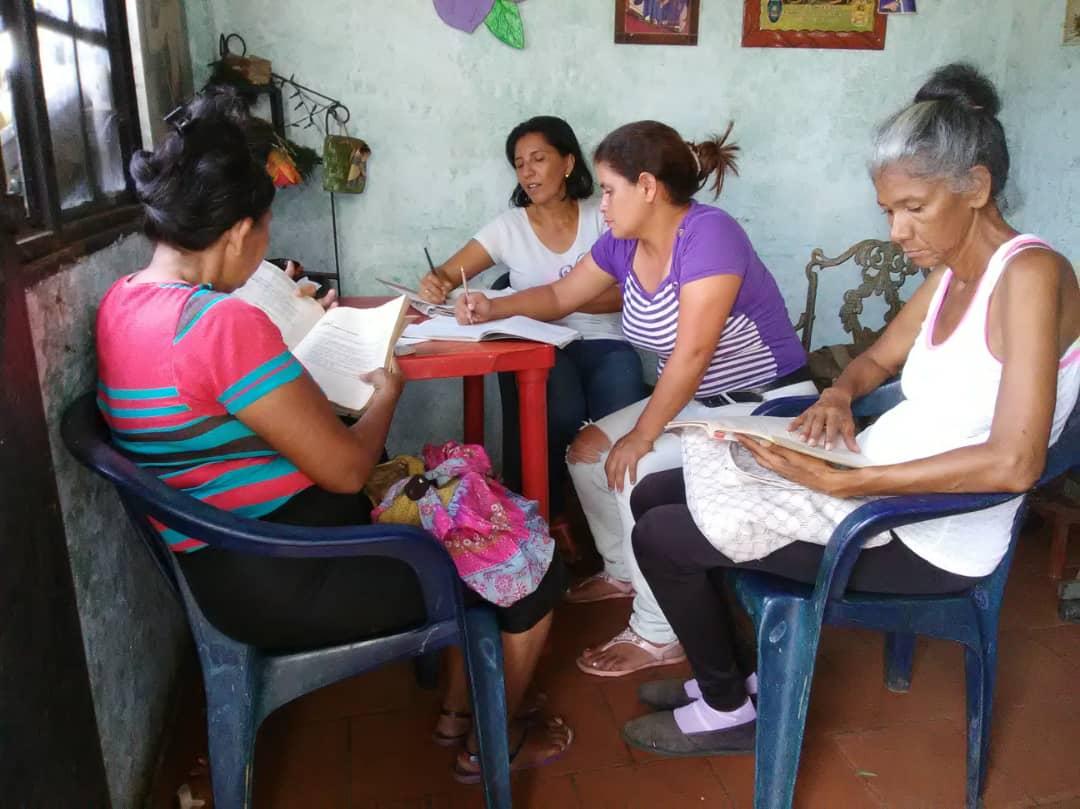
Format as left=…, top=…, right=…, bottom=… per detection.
left=621, top=710, right=755, bottom=758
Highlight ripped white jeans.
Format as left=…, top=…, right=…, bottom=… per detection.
left=567, top=381, right=818, bottom=644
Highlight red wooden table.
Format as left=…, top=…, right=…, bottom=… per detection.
left=343, top=297, right=555, bottom=518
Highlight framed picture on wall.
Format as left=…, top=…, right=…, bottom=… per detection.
left=1066, top=0, right=1080, bottom=45
left=741, top=0, right=886, bottom=50
left=615, top=0, right=701, bottom=45
left=878, top=0, right=916, bottom=13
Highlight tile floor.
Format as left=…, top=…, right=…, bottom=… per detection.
left=162, top=523, right=1080, bottom=809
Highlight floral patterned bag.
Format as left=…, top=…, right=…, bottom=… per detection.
left=371, top=442, right=554, bottom=607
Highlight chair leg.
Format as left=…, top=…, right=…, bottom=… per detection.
left=884, top=631, right=915, bottom=693
left=203, top=663, right=259, bottom=809
left=462, top=607, right=511, bottom=809
left=963, top=642, right=994, bottom=809
left=753, top=600, right=822, bottom=809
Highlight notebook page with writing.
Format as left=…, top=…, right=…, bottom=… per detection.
left=292, top=297, right=408, bottom=413
left=402, top=315, right=579, bottom=348
left=667, top=414, right=875, bottom=468
left=233, top=261, right=324, bottom=349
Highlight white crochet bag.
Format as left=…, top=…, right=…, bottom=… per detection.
left=679, top=431, right=891, bottom=563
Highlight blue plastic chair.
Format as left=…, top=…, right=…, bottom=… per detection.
left=60, top=393, right=512, bottom=809
left=742, top=381, right=1079, bottom=809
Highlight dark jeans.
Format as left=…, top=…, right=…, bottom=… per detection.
left=500, top=338, right=646, bottom=516
left=180, top=485, right=566, bottom=652
left=630, top=469, right=984, bottom=712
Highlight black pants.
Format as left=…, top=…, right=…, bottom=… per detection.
left=180, top=485, right=565, bottom=652
left=630, top=469, right=984, bottom=712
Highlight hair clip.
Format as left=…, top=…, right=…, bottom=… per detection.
left=163, top=105, right=193, bottom=135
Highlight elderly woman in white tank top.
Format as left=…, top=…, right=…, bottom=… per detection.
left=617, top=62, right=1080, bottom=757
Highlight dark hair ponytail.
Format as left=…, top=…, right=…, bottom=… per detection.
left=594, top=120, right=739, bottom=205
left=130, top=85, right=275, bottom=251
left=686, top=122, right=740, bottom=199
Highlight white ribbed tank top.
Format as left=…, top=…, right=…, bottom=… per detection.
left=858, top=234, right=1080, bottom=576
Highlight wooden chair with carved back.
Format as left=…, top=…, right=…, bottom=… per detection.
left=793, top=238, right=927, bottom=390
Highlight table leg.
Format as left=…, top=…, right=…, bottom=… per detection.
left=463, top=375, right=485, bottom=446
left=516, top=367, right=550, bottom=520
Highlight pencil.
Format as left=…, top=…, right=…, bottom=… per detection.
left=423, top=247, right=435, bottom=272
left=460, top=266, right=474, bottom=325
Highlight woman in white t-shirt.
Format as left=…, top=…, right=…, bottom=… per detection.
left=420, top=116, right=647, bottom=518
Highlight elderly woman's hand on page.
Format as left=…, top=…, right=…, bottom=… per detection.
left=789, top=387, right=860, bottom=452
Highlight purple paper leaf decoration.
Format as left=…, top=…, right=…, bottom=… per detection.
left=434, top=0, right=496, bottom=33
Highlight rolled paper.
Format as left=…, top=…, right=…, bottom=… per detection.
left=433, top=0, right=495, bottom=33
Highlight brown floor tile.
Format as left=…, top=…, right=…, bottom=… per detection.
left=705, top=755, right=756, bottom=809
left=275, top=662, right=422, bottom=723
left=1034, top=798, right=1080, bottom=808
left=1001, top=566, right=1066, bottom=631
left=816, top=626, right=881, bottom=661
left=573, top=759, right=732, bottom=808
left=1013, top=524, right=1055, bottom=574
left=436, top=770, right=581, bottom=809
left=708, top=738, right=883, bottom=809
left=832, top=717, right=1031, bottom=809
left=991, top=700, right=1080, bottom=804
left=349, top=734, right=461, bottom=805
left=993, top=629, right=1079, bottom=709
left=805, top=635, right=966, bottom=735
left=252, top=715, right=351, bottom=808
left=1027, top=623, right=1080, bottom=670
left=354, top=797, right=454, bottom=809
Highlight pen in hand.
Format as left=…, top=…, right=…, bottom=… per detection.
left=423, top=247, right=435, bottom=272
left=460, top=266, right=474, bottom=324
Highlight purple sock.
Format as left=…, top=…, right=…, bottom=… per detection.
left=683, top=673, right=757, bottom=700
left=674, top=696, right=756, bottom=735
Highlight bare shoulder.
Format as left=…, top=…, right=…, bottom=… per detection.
left=1000, top=246, right=1079, bottom=304
left=996, top=245, right=1080, bottom=351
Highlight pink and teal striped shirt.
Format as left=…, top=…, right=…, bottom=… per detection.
left=96, top=276, right=314, bottom=552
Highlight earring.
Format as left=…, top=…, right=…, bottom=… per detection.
left=565, top=172, right=571, bottom=178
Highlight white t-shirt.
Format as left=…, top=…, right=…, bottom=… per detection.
left=473, top=197, right=625, bottom=341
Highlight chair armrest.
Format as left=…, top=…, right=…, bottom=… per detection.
left=62, top=397, right=463, bottom=621
left=751, top=395, right=818, bottom=418
left=810, top=491, right=1019, bottom=613
left=752, top=378, right=904, bottom=419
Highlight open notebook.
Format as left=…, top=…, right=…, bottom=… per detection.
left=402, top=315, right=580, bottom=348
left=666, top=414, right=875, bottom=468
left=234, top=262, right=409, bottom=414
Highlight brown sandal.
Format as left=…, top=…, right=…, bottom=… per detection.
left=432, top=692, right=549, bottom=747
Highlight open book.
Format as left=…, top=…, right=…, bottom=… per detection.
left=666, top=414, right=875, bottom=468
left=234, top=261, right=409, bottom=414
left=401, top=314, right=580, bottom=349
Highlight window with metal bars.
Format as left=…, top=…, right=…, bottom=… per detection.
left=0, top=0, right=141, bottom=259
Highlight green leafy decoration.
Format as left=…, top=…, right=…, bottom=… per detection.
left=484, top=0, right=524, bottom=49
